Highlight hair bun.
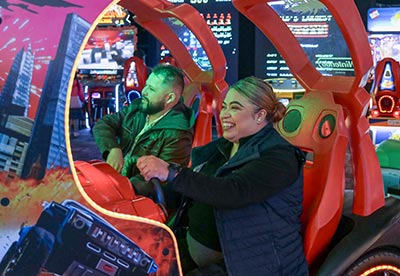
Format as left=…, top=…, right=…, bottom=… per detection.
left=272, top=101, right=286, bottom=123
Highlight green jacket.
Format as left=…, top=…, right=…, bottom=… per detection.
left=93, top=98, right=195, bottom=187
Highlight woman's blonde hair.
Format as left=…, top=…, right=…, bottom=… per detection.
left=230, top=76, right=286, bottom=123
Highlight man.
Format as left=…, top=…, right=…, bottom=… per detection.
left=93, top=64, right=195, bottom=202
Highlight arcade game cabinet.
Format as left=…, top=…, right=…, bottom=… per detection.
left=376, top=139, right=400, bottom=197
left=234, top=0, right=400, bottom=275
left=0, top=200, right=159, bottom=276
left=369, top=57, right=400, bottom=119
left=368, top=58, right=400, bottom=203
left=123, top=49, right=151, bottom=103
left=0, top=1, right=228, bottom=275
left=78, top=11, right=138, bottom=129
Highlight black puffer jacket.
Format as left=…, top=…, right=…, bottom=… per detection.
left=172, top=124, right=309, bottom=275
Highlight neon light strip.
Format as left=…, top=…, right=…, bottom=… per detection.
left=378, top=95, right=395, bottom=113
left=360, top=264, right=400, bottom=275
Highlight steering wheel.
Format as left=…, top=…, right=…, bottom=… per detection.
left=147, top=178, right=168, bottom=219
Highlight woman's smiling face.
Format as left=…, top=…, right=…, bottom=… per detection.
left=220, top=88, right=266, bottom=143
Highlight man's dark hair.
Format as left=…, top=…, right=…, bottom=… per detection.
left=134, top=49, right=146, bottom=60
left=152, top=64, right=184, bottom=94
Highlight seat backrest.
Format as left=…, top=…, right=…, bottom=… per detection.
left=275, top=91, right=348, bottom=267
left=183, top=81, right=218, bottom=148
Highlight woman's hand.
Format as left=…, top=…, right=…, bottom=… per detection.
left=137, top=155, right=169, bottom=182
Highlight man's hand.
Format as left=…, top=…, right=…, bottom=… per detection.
left=137, top=155, right=169, bottom=182
left=106, top=148, right=124, bottom=173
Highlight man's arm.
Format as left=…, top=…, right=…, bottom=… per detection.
left=92, top=111, right=123, bottom=157
left=92, top=105, right=132, bottom=171
left=158, top=130, right=193, bottom=167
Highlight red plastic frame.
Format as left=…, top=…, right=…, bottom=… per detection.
left=120, top=0, right=228, bottom=146
left=232, top=0, right=384, bottom=216
left=233, top=0, right=385, bottom=267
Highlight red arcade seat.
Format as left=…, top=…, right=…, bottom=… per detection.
left=74, top=160, right=166, bottom=223
left=276, top=91, right=348, bottom=267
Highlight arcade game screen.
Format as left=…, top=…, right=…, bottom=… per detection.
left=165, top=0, right=239, bottom=85
left=77, top=4, right=137, bottom=79
left=367, top=7, right=400, bottom=34
left=77, top=27, right=135, bottom=73
left=367, top=8, right=400, bottom=87
left=369, top=34, right=400, bottom=68
left=160, top=17, right=211, bottom=71
left=254, top=1, right=354, bottom=90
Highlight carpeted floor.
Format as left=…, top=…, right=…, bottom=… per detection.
left=70, top=126, right=103, bottom=162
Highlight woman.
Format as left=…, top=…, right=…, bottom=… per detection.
left=137, top=76, right=308, bottom=276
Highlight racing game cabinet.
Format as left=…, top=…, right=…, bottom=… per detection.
left=233, top=0, right=400, bottom=275
left=1, top=0, right=228, bottom=275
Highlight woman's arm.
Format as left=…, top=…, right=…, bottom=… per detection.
left=138, top=147, right=301, bottom=209
left=173, top=147, right=300, bottom=209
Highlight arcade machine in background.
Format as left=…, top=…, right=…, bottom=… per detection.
left=76, top=4, right=137, bottom=130
left=123, top=49, right=151, bottom=104
left=254, top=2, right=354, bottom=106
left=369, top=57, right=400, bottom=120
left=367, top=7, right=400, bottom=197
left=367, top=7, right=400, bottom=145
left=157, top=0, right=239, bottom=86
left=159, top=54, right=178, bottom=67
left=266, top=78, right=305, bottom=106
left=368, top=57, right=400, bottom=197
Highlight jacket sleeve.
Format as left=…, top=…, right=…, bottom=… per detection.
left=158, top=129, right=193, bottom=167
left=92, top=105, right=131, bottom=159
left=131, top=129, right=193, bottom=208
left=172, top=146, right=300, bottom=209
left=131, top=129, right=192, bottom=182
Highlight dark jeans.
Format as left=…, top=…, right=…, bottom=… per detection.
left=177, top=237, right=227, bottom=276
left=178, top=237, right=197, bottom=274
left=186, top=262, right=228, bottom=276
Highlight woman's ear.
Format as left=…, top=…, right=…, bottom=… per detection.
left=256, top=109, right=267, bottom=122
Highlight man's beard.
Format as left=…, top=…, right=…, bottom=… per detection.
left=141, top=97, right=165, bottom=115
